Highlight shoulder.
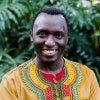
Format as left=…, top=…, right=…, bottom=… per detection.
left=64, top=58, right=99, bottom=87
left=2, top=59, right=33, bottom=81
left=64, top=58, right=96, bottom=83
left=65, top=58, right=94, bottom=74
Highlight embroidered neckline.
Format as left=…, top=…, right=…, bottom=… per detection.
left=36, top=65, right=67, bottom=84
left=19, top=59, right=77, bottom=88
left=41, top=68, right=64, bottom=82
left=19, top=58, right=85, bottom=100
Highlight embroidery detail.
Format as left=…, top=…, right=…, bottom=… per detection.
left=37, top=70, right=56, bottom=100
left=73, top=63, right=86, bottom=98
left=37, top=65, right=68, bottom=99
left=63, top=60, right=76, bottom=85
left=44, top=87, right=52, bottom=100
left=20, top=63, right=45, bottom=100
left=29, top=63, right=48, bottom=89
left=71, top=61, right=82, bottom=100
left=19, top=58, right=85, bottom=100
left=62, top=84, right=71, bottom=97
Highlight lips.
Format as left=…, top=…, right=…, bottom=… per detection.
left=42, top=49, right=58, bottom=56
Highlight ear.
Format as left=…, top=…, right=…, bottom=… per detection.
left=30, top=30, right=34, bottom=42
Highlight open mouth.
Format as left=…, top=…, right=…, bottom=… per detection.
left=42, top=49, right=58, bottom=56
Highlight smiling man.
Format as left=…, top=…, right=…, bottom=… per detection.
left=0, top=7, right=100, bottom=100
left=30, top=12, right=68, bottom=73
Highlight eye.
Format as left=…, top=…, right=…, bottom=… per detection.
left=54, top=32, right=64, bottom=39
left=37, top=31, right=47, bottom=38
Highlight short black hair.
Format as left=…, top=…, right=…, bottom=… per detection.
left=31, top=7, right=70, bottom=33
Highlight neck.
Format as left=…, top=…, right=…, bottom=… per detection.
left=33, top=57, right=64, bottom=74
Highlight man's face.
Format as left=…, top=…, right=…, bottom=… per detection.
left=31, top=13, right=68, bottom=63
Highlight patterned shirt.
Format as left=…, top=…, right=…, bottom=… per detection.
left=0, top=58, right=100, bottom=100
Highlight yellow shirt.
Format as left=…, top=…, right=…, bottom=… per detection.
left=0, top=59, right=100, bottom=100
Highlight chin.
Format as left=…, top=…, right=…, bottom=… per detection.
left=41, top=56, right=59, bottom=64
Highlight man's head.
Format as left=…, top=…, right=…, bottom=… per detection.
left=31, top=7, right=69, bottom=33
left=30, top=7, right=69, bottom=63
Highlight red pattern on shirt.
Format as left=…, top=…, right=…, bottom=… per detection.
left=41, top=68, right=64, bottom=82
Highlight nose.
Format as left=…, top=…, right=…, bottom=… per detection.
left=45, top=35, right=56, bottom=47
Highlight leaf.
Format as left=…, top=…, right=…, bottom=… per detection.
left=6, top=9, right=18, bottom=24
left=0, top=13, right=5, bottom=30
left=0, top=0, right=30, bottom=31
left=1, top=10, right=11, bottom=28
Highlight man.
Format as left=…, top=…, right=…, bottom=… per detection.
left=0, top=7, right=100, bottom=100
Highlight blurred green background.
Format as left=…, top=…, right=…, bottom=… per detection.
left=0, top=0, right=100, bottom=84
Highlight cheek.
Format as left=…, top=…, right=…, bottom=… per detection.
left=33, top=36, right=45, bottom=43
left=58, top=39, right=66, bottom=48
left=33, top=38, right=44, bottom=49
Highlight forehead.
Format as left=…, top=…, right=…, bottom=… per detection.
left=33, top=13, right=67, bottom=32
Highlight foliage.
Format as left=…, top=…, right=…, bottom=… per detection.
left=0, top=0, right=30, bottom=30
left=0, top=0, right=100, bottom=84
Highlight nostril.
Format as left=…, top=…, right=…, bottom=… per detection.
left=45, top=40, right=55, bottom=47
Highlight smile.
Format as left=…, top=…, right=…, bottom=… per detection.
left=42, top=49, right=58, bottom=56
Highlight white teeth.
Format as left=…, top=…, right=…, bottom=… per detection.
left=43, top=50, right=57, bottom=55
left=44, top=50, right=55, bottom=53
